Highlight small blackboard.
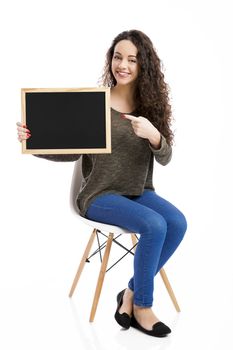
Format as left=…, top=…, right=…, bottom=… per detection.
left=21, top=87, right=111, bottom=154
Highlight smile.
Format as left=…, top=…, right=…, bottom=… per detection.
left=116, top=71, right=130, bottom=78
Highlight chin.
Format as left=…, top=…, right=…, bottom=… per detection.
left=116, top=79, right=135, bottom=86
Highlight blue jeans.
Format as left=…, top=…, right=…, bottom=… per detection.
left=86, top=190, right=187, bottom=307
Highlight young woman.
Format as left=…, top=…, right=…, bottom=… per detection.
left=17, top=30, right=187, bottom=337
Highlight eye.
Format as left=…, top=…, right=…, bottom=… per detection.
left=129, top=59, right=137, bottom=63
left=113, top=54, right=121, bottom=60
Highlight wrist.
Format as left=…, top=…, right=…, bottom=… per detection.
left=149, top=130, right=161, bottom=149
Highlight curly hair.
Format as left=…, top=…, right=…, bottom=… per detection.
left=100, top=30, right=174, bottom=146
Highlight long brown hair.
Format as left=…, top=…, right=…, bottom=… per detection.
left=100, top=30, right=174, bottom=146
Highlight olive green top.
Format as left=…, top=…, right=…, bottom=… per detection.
left=36, top=108, right=172, bottom=217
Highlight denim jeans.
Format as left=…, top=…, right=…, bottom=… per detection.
left=86, top=190, right=187, bottom=307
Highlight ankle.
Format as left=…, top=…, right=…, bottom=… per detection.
left=133, top=304, right=149, bottom=312
left=124, top=288, right=134, bottom=299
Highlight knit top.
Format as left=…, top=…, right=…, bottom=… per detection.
left=36, top=108, right=172, bottom=217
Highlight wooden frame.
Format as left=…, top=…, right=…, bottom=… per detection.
left=21, top=87, right=111, bottom=154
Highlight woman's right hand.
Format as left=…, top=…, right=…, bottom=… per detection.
left=16, top=122, right=31, bottom=142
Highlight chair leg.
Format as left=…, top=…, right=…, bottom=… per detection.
left=131, top=233, right=138, bottom=251
left=159, top=268, right=181, bottom=312
left=89, top=233, right=114, bottom=322
left=69, top=228, right=97, bottom=297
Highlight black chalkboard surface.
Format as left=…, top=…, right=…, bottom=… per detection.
left=21, top=87, right=111, bottom=154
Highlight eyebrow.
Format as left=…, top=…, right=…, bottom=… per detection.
left=114, top=51, right=137, bottom=58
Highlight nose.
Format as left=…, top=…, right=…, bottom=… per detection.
left=118, top=58, right=127, bottom=69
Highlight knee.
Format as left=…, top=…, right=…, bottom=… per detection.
left=170, top=211, right=187, bottom=241
left=140, top=214, right=167, bottom=241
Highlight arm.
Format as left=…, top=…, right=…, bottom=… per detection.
left=148, top=134, right=172, bottom=166
left=121, top=114, right=172, bottom=166
left=34, top=154, right=81, bottom=162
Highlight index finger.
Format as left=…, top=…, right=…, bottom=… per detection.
left=121, top=114, right=138, bottom=121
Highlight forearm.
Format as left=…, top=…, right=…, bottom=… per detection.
left=148, top=129, right=161, bottom=150
left=149, top=135, right=172, bottom=166
left=34, top=154, right=81, bottom=162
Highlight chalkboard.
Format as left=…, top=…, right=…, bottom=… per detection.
left=21, top=87, right=111, bottom=154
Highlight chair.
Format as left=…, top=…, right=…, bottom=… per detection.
left=68, top=156, right=180, bottom=322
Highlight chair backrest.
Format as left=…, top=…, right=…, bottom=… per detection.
left=70, top=156, right=132, bottom=234
left=70, top=156, right=83, bottom=215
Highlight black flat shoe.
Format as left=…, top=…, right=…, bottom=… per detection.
left=130, top=314, right=171, bottom=337
left=114, top=289, right=131, bottom=329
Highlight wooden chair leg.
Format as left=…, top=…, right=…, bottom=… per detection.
left=69, top=228, right=97, bottom=297
left=89, top=233, right=114, bottom=322
left=131, top=233, right=138, bottom=251
left=159, top=267, right=181, bottom=312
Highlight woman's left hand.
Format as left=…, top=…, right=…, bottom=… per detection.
left=121, top=114, right=161, bottom=149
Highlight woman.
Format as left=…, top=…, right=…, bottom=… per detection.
left=17, top=29, right=187, bottom=337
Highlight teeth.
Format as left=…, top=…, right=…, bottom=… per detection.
left=118, top=72, right=129, bottom=76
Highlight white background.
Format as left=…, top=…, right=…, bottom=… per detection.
left=0, top=0, right=232, bottom=349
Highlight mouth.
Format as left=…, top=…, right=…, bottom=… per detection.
left=116, top=71, right=130, bottom=78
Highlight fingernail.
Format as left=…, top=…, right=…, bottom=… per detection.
left=120, top=114, right=126, bottom=119
left=26, top=133, right=31, bottom=138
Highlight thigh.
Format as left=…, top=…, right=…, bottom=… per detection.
left=86, top=193, right=164, bottom=233
left=133, top=190, right=185, bottom=223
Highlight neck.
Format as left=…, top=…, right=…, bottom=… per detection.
left=111, top=84, right=135, bottom=106
left=113, top=84, right=134, bottom=96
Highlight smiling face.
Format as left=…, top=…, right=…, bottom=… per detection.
left=111, top=39, right=139, bottom=88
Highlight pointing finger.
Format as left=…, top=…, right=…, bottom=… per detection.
left=121, top=114, right=138, bottom=122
